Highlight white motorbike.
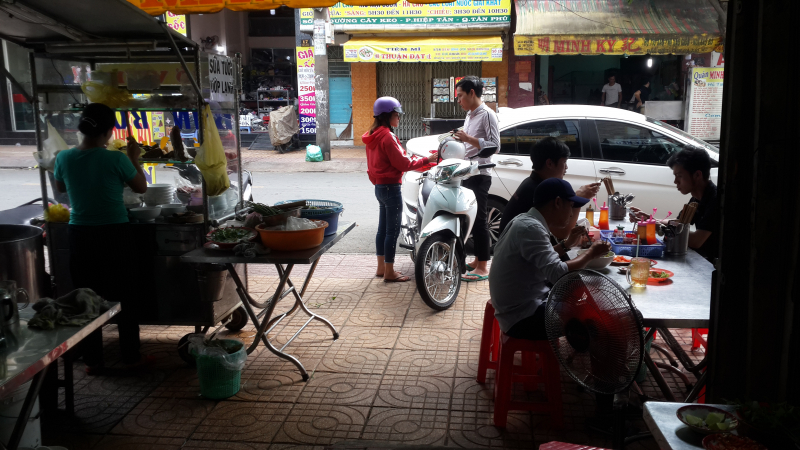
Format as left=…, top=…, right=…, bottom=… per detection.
left=400, top=139, right=497, bottom=310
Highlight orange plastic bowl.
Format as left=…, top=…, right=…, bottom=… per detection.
left=255, top=220, right=329, bottom=251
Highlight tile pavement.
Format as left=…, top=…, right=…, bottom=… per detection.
left=41, top=253, right=707, bottom=449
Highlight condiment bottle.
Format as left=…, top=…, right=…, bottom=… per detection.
left=585, top=204, right=595, bottom=227
left=646, top=219, right=657, bottom=245
left=615, top=225, right=624, bottom=238
left=598, top=202, right=609, bottom=230
left=637, top=221, right=647, bottom=245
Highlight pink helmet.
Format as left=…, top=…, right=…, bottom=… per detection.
left=373, top=96, right=404, bottom=117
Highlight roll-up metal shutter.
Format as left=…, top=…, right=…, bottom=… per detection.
left=377, top=62, right=481, bottom=141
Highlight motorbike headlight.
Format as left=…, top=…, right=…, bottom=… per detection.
left=435, top=164, right=458, bottom=182
left=452, top=165, right=472, bottom=179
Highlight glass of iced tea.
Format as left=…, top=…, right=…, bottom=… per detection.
left=626, top=257, right=650, bottom=288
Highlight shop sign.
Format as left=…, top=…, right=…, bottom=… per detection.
left=165, top=12, right=188, bottom=36
left=296, top=47, right=316, bottom=136
left=344, top=40, right=502, bottom=62
left=300, top=0, right=511, bottom=27
left=685, top=67, right=724, bottom=141
left=208, top=54, right=234, bottom=103
left=514, top=35, right=722, bottom=56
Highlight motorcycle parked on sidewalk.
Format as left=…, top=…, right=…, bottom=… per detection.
left=399, top=139, right=496, bottom=310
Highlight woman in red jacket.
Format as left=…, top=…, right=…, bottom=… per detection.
left=362, top=97, right=438, bottom=282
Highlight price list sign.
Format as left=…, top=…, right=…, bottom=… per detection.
left=686, top=68, right=724, bottom=141
left=296, top=47, right=316, bottom=135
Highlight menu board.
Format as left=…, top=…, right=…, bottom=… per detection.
left=685, top=67, right=724, bottom=141
left=296, top=47, right=316, bottom=135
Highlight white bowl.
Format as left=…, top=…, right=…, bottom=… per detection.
left=130, top=207, right=162, bottom=221
left=160, top=203, right=187, bottom=216
left=577, top=250, right=615, bottom=270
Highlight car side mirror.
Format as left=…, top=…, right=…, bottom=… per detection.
left=478, top=146, right=498, bottom=158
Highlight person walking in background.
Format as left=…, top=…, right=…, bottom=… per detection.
left=454, top=76, right=501, bottom=282
left=536, top=84, right=550, bottom=105
left=601, top=75, right=622, bottom=108
left=631, top=80, right=652, bottom=114
left=362, top=97, right=438, bottom=283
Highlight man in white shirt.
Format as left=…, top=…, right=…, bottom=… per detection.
left=489, top=178, right=612, bottom=340
left=600, top=75, right=622, bottom=108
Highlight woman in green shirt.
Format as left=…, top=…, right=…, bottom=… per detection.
left=53, top=103, right=149, bottom=372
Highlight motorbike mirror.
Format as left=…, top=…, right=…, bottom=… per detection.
left=477, top=146, right=498, bottom=158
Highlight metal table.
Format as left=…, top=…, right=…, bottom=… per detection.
left=570, top=217, right=714, bottom=402
left=0, top=302, right=121, bottom=450
left=643, top=402, right=737, bottom=450
left=181, top=222, right=355, bottom=381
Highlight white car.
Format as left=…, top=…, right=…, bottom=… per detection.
left=404, top=105, right=720, bottom=245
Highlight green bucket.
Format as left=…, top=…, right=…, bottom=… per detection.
left=194, top=339, right=245, bottom=400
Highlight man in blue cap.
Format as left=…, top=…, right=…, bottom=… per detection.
left=489, top=178, right=612, bottom=340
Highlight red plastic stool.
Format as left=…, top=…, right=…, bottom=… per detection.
left=691, top=328, right=708, bottom=350
left=493, top=333, right=563, bottom=428
left=477, top=300, right=502, bottom=383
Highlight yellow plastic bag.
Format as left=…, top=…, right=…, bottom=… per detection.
left=194, top=104, right=230, bottom=197
left=80, top=81, right=133, bottom=109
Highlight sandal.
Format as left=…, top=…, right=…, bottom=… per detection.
left=376, top=272, right=403, bottom=278
left=384, top=275, right=411, bottom=283
left=465, top=264, right=475, bottom=271
left=461, top=273, right=489, bottom=282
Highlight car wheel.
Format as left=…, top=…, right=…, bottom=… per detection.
left=487, top=197, right=506, bottom=249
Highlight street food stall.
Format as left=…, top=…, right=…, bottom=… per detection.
left=0, top=0, right=249, bottom=356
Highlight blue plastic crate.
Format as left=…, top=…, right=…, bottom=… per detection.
left=609, top=237, right=665, bottom=258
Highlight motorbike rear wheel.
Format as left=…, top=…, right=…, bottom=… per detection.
left=415, top=232, right=462, bottom=310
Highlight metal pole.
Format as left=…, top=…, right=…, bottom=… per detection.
left=234, top=53, right=243, bottom=210
left=313, top=8, right=331, bottom=161
left=160, top=22, right=202, bottom=100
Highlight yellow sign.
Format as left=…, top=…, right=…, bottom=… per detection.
left=344, top=36, right=502, bottom=63
left=301, top=0, right=511, bottom=27
left=514, top=35, right=723, bottom=56
left=165, top=12, right=188, bottom=36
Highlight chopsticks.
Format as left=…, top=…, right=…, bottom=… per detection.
left=602, top=177, right=614, bottom=195
left=679, top=202, right=699, bottom=224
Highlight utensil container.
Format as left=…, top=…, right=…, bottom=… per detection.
left=608, top=194, right=626, bottom=220
left=664, top=220, right=690, bottom=255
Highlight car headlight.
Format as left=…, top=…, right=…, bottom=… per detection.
left=435, top=164, right=458, bottom=182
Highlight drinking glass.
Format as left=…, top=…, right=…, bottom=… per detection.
left=626, top=257, right=650, bottom=288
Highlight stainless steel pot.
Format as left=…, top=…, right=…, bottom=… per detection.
left=664, top=220, right=690, bottom=255
left=0, top=225, right=48, bottom=303
left=608, top=194, right=627, bottom=220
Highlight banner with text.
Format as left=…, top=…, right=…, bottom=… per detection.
left=301, top=0, right=510, bottom=27
left=685, top=67, right=724, bottom=141
left=296, top=47, right=316, bottom=136
left=208, top=54, right=234, bottom=103
left=165, top=12, right=188, bottom=36
left=344, top=36, right=502, bottom=62
left=514, top=35, right=722, bottom=56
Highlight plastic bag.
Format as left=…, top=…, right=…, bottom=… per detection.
left=33, top=122, right=70, bottom=172
left=80, top=81, right=133, bottom=109
left=243, top=212, right=262, bottom=228
left=305, top=145, right=324, bottom=162
left=195, top=105, right=231, bottom=196
left=286, top=216, right=319, bottom=230
left=187, top=335, right=247, bottom=371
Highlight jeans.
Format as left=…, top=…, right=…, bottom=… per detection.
left=375, top=184, right=403, bottom=264
left=462, top=175, right=492, bottom=261
left=69, top=223, right=141, bottom=365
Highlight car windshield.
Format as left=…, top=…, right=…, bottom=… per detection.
left=646, top=118, right=719, bottom=154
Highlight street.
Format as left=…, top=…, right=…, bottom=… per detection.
left=0, top=168, right=382, bottom=254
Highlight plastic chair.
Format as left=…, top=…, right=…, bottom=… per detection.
left=493, top=332, right=564, bottom=428
left=691, top=328, right=708, bottom=350
left=476, top=300, right=502, bottom=383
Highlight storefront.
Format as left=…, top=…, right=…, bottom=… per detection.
left=513, top=0, right=723, bottom=133
left=300, top=0, right=511, bottom=142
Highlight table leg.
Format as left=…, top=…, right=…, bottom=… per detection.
left=6, top=366, right=48, bottom=450
left=642, top=328, right=677, bottom=402
left=277, top=261, right=339, bottom=340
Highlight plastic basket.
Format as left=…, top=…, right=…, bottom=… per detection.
left=194, top=340, right=244, bottom=399
left=307, top=210, right=341, bottom=236
left=275, top=199, right=343, bottom=215
left=609, top=237, right=665, bottom=258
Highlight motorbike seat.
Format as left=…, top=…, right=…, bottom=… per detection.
left=421, top=178, right=435, bottom=206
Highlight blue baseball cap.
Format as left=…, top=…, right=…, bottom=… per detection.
left=533, top=178, right=589, bottom=208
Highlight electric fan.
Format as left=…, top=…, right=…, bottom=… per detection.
left=545, top=270, right=647, bottom=449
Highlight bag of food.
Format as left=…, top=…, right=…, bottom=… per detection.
left=305, top=145, right=324, bottom=162
left=33, top=122, right=70, bottom=172
left=194, top=104, right=230, bottom=196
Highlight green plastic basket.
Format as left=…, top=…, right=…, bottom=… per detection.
left=194, top=340, right=244, bottom=399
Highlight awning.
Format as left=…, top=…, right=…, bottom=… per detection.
left=128, top=0, right=445, bottom=15
left=514, top=0, right=723, bottom=56
left=343, top=36, right=503, bottom=63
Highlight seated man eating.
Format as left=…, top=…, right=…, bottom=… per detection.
left=489, top=178, right=612, bottom=340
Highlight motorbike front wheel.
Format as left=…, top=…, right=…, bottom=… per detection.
left=415, top=233, right=462, bottom=310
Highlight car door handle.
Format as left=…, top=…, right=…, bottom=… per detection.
left=599, top=167, right=626, bottom=175
left=498, top=159, right=523, bottom=166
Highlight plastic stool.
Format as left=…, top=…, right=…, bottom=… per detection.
left=691, top=328, right=708, bottom=350
left=476, top=300, right=502, bottom=383
left=493, top=333, right=563, bottom=428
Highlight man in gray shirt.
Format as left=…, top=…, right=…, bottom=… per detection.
left=454, top=76, right=501, bottom=282
left=489, top=178, right=611, bottom=340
